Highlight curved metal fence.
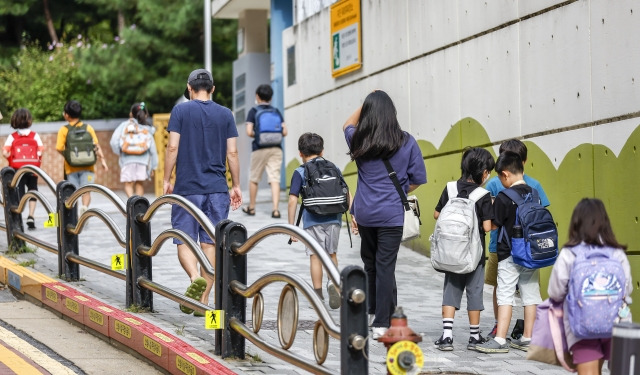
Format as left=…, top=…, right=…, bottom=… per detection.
left=0, top=165, right=369, bottom=374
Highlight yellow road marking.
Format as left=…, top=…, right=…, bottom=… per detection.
left=0, top=344, right=41, bottom=375
left=0, top=325, right=76, bottom=375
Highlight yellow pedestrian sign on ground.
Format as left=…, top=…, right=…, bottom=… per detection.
left=44, top=213, right=58, bottom=228
left=205, top=310, right=224, bottom=330
left=111, top=254, right=126, bottom=270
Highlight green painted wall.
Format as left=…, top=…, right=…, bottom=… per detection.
left=285, top=118, right=640, bottom=320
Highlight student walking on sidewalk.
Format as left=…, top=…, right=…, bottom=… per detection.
left=342, top=90, right=426, bottom=339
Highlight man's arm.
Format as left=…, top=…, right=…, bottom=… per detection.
left=94, top=144, right=109, bottom=171
left=245, top=122, right=254, bottom=137
left=163, top=131, right=180, bottom=194
left=226, top=137, right=242, bottom=210
left=281, top=122, right=288, bottom=137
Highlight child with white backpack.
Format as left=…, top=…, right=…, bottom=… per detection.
left=547, top=198, right=632, bottom=374
left=431, top=147, right=495, bottom=351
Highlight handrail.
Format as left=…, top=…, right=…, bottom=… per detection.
left=66, top=253, right=127, bottom=280
left=232, top=223, right=341, bottom=289
left=230, top=317, right=334, bottom=375
left=11, top=166, right=57, bottom=194
left=139, top=194, right=217, bottom=242
left=14, top=191, right=55, bottom=215
left=65, top=184, right=126, bottom=216
left=137, top=276, right=211, bottom=314
left=66, top=208, right=126, bottom=247
left=137, top=228, right=214, bottom=278
left=14, top=231, right=57, bottom=254
left=229, top=271, right=340, bottom=338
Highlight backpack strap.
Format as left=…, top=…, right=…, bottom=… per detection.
left=501, top=188, right=525, bottom=205
left=468, top=186, right=489, bottom=202
left=446, top=181, right=458, bottom=199
left=383, top=159, right=410, bottom=211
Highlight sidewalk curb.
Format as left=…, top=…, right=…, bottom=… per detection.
left=0, top=256, right=237, bottom=375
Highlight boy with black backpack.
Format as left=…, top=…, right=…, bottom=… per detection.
left=3, top=108, right=44, bottom=229
left=476, top=151, right=554, bottom=354
left=56, top=100, right=109, bottom=214
left=288, top=133, right=349, bottom=310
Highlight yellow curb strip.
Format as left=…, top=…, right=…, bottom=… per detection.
left=0, top=325, right=77, bottom=375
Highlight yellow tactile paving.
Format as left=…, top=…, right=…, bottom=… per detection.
left=0, top=325, right=76, bottom=375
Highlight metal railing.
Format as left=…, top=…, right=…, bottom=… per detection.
left=0, top=166, right=369, bottom=374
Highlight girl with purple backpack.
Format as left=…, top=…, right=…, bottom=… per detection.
left=548, top=198, right=632, bottom=374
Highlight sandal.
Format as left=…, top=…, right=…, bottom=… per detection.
left=179, top=277, right=207, bottom=314
left=271, top=210, right=281, bottom=219
left=242, top=206, right=256, bottom=216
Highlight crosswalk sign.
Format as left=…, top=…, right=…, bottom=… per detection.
left=205, top=310, right=224, bottom=330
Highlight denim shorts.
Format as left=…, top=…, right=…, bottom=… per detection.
left=67, top=171, right=95, bottom=187
left=171, top=192, right=230, bottom=245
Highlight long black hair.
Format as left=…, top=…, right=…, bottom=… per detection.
left=348, top=91, right=405, bottom=160
left=461, top=147, right=495, bottom=184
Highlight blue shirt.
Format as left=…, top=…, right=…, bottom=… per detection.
left=486, top=175, right=550, bottom=253
left=344, top=125, right=427, bottom=227
left=289, top=161, right=342, bottom=229
left=168, top=100, right=238, bottom=195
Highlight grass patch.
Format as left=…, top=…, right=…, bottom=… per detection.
left=7, top=240, right=37, bottom=255
left=18, top=259, right=36, bottom=267
left=248, top=352, right=262, bottom=363
left=175, top=325, right=185, bottom=336
left=125, top=304, right=151, bottom=313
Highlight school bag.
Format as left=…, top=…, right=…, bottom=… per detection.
left=8, top=131, right=40, bottom=169
left=289, top=157, right=351, bottom=246
left=253, top=106, right=283, bottom=148
left=498, top=188, right=558, bottom=269
left=566, top=244, right=626, bottom=339
left=63, top=123, right=97, bottom=167
left=119, top=120, right=152, bottom=155
left=429, top=182, right=488, bottom=274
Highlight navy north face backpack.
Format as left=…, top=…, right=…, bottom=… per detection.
left=253, top=106, right=283, bottom=148
left=498, top=188, right=558, bottom=269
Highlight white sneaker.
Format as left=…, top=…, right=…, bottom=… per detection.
left=372, top=327, right=388, bottom=340
left=326, top=281, right=341, bottom=309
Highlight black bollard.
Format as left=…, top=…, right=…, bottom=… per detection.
left=610, top=322, right=640, bottom=375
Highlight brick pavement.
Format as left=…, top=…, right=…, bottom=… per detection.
left=0, top=186, right=598, bottom=374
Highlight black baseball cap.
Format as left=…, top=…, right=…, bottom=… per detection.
left=184, top=69, right=214, bottom=99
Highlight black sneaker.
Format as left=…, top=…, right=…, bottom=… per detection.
left=434, top=335, right=454, bottom=351
left=511, top=319, right=524, bottom=340
left=26, top=216, right=35, bottom=230
left=467, top=335, right=486, bottom=351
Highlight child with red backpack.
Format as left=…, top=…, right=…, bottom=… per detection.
left=548, top=198, right=632, bottom=374
left=2, top=108, right=44, bottom=230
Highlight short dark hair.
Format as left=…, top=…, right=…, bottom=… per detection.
left=499, top=139, right=527, bottom=162
left=565, top=198, right=626, bottom=250
left=298, top=133, right=324, bottom=157
left=64, top=100, right=82, bottom=118
left=10, top=108, right=33, bottom=130
left=131, top=102, right=149, bottom=125
left=256, top=84, right=273, bottom=102
left=461, top=147, right=495, bottom=184
left=495, top=151, right=523, bottom=175
left=190, top=80, right=214, bottom=94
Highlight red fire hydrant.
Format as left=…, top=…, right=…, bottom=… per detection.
left=377, top=306, right=424, bottom=375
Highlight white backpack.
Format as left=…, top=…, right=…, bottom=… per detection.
left=429, top=182, right=488, bottom=274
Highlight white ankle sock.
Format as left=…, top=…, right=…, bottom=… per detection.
left=442, top=318, right=453, bottom=339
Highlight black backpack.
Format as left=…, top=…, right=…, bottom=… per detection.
left=290, top=157, right=351, bottom=245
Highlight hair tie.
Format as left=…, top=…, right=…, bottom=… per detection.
left=139, top=102, right=145, bottom=110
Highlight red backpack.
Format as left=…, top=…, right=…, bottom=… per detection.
left=9, top=131, right=40, bottom=169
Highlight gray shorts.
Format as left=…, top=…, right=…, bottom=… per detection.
left=497, top=256, right=543, bottom=306
left=442, top=263, right=485, bottom=311
left=304, top=223, right=340, bottom=257
left=67, top=171, right=95, bottom=187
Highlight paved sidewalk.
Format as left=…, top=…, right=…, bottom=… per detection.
left=0, top=187, right=592, bottom=374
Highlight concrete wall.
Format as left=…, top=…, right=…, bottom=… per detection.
left=281, top=0, right=640, bottom=306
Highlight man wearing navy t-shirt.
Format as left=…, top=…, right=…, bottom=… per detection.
left=163, top=69, right=242, bottom=315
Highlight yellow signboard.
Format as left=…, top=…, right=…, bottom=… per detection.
left=205, top=310, right=224, bottom=330
left=44, top=213, right=58, bottom=228
left=111, top=254, right=126, bottom=270
left=330, top=0, right=362, bottom=77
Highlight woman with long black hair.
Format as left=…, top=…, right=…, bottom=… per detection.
left=343, top=90, right=427, bottom=338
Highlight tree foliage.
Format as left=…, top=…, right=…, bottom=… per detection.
left=0, top=0, right=237, bottom=122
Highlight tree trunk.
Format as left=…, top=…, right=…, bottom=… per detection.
left=117, top=10, right=125, bottom=35
left=42, top=0, right=58, bottom=44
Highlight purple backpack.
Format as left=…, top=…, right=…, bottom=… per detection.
left=566, top=244, right=625, bottom=339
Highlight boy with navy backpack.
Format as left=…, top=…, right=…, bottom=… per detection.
left=288, top=133, right=349, bottom=310
left=244, top=84, right=288, bottom=218
left=476, top=151, right=549, bottom=354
